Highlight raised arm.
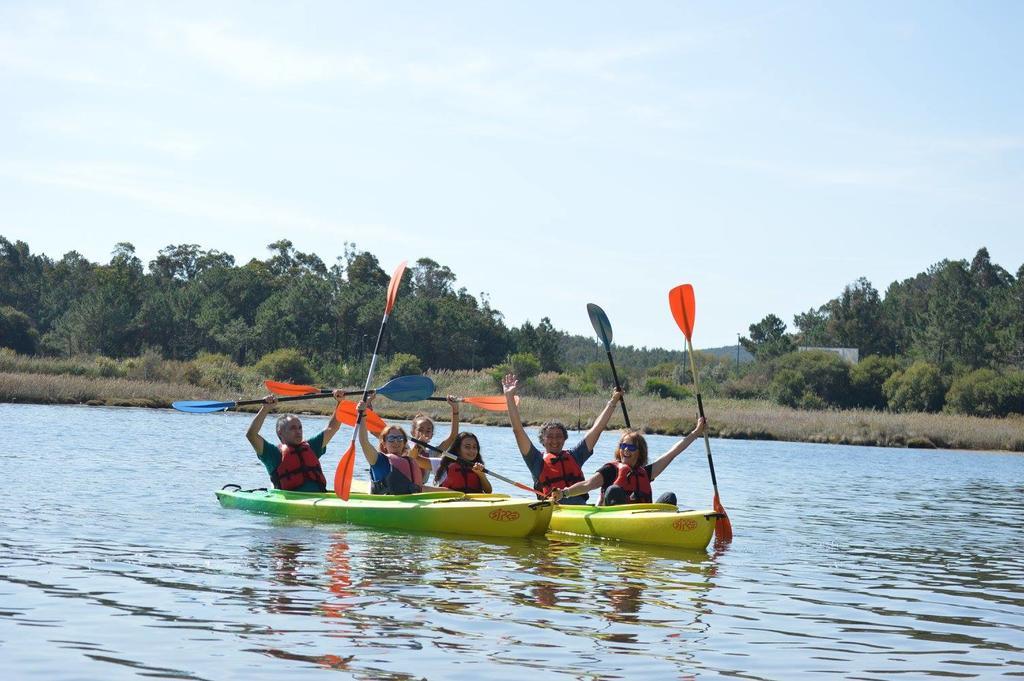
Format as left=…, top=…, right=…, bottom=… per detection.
left=552, top=470, right=604, bottom=502
left=321, top=389, right=347, bottom=447
left=245, top=395, right=276, bottom=455
left=356, top=398, right=379, bottom=466
left=650, top=417, right=706, bottom=480
left=502, top=373, right=533, bottom=456
left=435, top=395, right=460, bottom=452
left=582, top=387, right=624, bottom=452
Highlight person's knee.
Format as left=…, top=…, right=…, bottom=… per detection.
left=656, top=491, right=677, bottom=506
left=604, top=485, right=628, bottom=506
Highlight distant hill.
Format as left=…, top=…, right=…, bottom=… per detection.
left=559, top=334, right=752, bottom=371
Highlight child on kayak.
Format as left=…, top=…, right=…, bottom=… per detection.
left=552, top=418, right=706, bottom=506
left=501, top=373, right=623, bottom=504
left=245, top=391, right=348, bottom=493
left=357, top=395, right=446, bottom=495
left=434, top=432, right=492, bottom=493
left=408, top=397, right=460, bottom=482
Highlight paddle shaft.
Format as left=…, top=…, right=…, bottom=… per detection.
left=685, top=337, right=721, bottom=492
left=414, top=439, right=545, bottom=496
left=234, top=393, right=329, bottom=408
left=605, top=350, right=631, bottom=428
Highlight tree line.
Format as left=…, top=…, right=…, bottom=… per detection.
left=3, top=237, right=1022, bottom=416
left=733, top=248, right=1024, bottom=416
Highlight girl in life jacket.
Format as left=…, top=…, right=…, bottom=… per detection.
left=407, top=397, right=460, bottom=485
left=552, top=417, right=706, bottom=506
left=357, top=396, right=447, bottom=495
left=434, top=432, right=492, bottom=493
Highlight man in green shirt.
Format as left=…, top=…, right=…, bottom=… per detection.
left=245, top=391, right=346, bottom=492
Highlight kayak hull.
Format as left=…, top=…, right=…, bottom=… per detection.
left=549, top=503, right=718, bottom=549
left=216, top=486, right=552, bottom=539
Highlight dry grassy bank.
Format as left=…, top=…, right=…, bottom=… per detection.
left=3, top=368, right=1021, bottom=453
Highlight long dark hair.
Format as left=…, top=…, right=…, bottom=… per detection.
left=434, top=432, right=483, bottom=484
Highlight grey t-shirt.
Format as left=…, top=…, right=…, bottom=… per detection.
left=524, top=439, right=594, bottom=505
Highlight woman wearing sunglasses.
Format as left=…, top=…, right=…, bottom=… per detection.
left=552, top=417, right=705, bottom=506
left=356, top=395, right=446, bottom=495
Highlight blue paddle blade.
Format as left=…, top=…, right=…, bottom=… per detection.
left=375, top=374, right=436, bottom=402
left=172, top=400, right=235, bottom=413
left=587, top=303, right=614, bottom=351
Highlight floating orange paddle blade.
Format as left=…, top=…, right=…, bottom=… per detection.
left=668, top=284, right=696, bottom=341
left=334, top=441, right=357, bottom=500
left=334, top=400, right=386, bottom=435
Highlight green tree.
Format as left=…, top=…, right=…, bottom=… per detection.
left=740, top=314, right=794, bottom=360
left=883, top=361, right=945, bottom=413
left=849, top=354, right=902, bottom=409
left=0, top=305, right=39, bottom=354
left=254, top=348, right=315, bottom=384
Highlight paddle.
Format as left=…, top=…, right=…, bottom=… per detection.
left=587, top=303, right=630, bottom=427
left=668, top=284, right=733, bottom=542
left=265, top=375, right=435, bottom=402
left=410, top=437, right=546, bottom=497
left=334, top=399, right=387, bottom=436
left=174, top=394, right=333, bottom=414
left=335, top=261, right=408, bottom=500
left=267, top=379, right=510, bottom=412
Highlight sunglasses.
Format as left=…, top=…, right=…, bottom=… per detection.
left=618, top=443, right=638, bottom=452
left=385, top=434, right=407, bottom=443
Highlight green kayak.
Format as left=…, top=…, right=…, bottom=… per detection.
left=216, top=485, right=553, bottom=539
left=549, top=503, right=720, bottom=549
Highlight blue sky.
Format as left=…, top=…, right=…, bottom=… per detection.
left=1, top=1, right=1021, bottom=350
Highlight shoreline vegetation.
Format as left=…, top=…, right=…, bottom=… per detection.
left=4, top=366, right=1021, bottom=454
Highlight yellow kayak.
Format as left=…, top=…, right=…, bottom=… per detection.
left=549, top=503, right=719, bottom=549
left=217, top=485, right=553, bottom=539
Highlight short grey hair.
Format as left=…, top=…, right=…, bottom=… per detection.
left=276, top=414, right=300, bottom=437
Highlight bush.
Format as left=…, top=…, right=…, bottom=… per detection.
left=528, top=371, right=574, bottom=398
left=0, top=306, right=39, bottom=354
left=489, top=352, right=544, bottom=378
left=849, top=355, right=902, bottom=409
left=769, top=350, right=851, bottom=408
left=945, top=368, right=1024, bottom=417
left=254, top=348, right=315, bottom=385
left=643, top=377, right=691, bottom=400
left=382, top=352, right=423, bottom=379
left=883, top=361, right=945, bottom=413
left=186, top=352, right=254, bottom=392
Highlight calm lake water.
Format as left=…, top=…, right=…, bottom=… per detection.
left=2, top=402, right=1023, bottom=679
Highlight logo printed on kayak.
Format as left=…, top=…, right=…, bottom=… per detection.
left=489, top=509, right=521, bottom=522
left=673, top=518, right=698, bottom=532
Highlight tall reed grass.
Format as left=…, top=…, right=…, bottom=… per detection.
left=2, top=357, right=1021, bottom=452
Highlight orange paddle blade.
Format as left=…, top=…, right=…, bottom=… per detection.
left=385, top=261, right=407, bottom=315
left=713, top=492, right=733, bottom=541
left=334, top=400, right=386, bottom=435
left=334, top=441, right=357, bottom=500
left=668, top=284, right=696, bottom=341
left=265, top=380, right=321, bottom=396
left=462, top=395, right=513, bottom=412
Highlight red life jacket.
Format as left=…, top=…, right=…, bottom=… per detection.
left=385, top=453, right=423, bottom=487
left=442, top=460, right=483, bottom=493
left=272, top=441, right=327, bottom=491
left=602, top=461, right=652, bottom=504
left=537, top=450, right=585, bottom=496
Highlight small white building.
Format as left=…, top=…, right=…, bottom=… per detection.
left=798, top=346, right=859, bottom=364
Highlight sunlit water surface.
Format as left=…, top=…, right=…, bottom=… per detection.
left=2, top=403, right=1022, bottom=679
